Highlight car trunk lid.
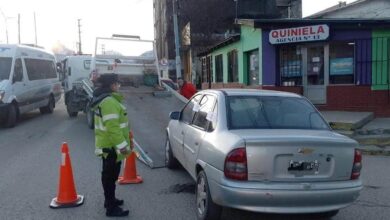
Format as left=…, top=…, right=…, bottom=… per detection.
left=230, top=129, right=357, bottom=182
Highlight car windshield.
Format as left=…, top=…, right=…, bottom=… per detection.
left=0, top=57, right=12, bottom=81
left=227, top=96, right=330, bottom=130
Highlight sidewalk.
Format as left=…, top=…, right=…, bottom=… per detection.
left=321, top=111, right=390, bottom=156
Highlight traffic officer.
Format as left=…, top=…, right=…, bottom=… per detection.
left=91, top=73, right=131, bottom=217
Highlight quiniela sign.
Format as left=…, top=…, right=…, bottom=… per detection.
left=269, top=24, right=329, bottom=44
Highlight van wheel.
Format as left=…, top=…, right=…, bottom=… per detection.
left=40, top=96, right=54, bottom=114
left=196, top=170, right=222, bottom=220
left=5, top=104, right=18, bottom=128
left=86, top=102, right=94, bottom=129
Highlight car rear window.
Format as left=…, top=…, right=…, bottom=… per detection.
left=227, top=96, right=330, bottom=130
left=0, top=57, right=12, bottom=80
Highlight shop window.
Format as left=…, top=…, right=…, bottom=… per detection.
left=329, top=42, right=355, bottom=84
left=207, top=56, right=213, bottom=83
left=201, top=57, right=207, bottom=83
left=228, top=50, right=239, bottom=82
left=247, top=49, right=259, bottom=86
left=280, top=46, right=302, bottom=86
left=215, top=55, right=223, bottom=82
left=201, top=56, right=213, bottom=84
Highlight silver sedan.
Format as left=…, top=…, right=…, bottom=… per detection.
left=166, top=89, right=363, bottom=220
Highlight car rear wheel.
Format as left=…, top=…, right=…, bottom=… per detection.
left=196, top=170, right=222, bottom=220
left=165, top=136, right=179, bottom=169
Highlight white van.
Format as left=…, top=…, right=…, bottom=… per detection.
left=0, top=44, right=62, bottom=127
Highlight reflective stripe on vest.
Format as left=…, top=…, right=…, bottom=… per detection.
left=116, top=141, right=127, bottom=150
left=102, top=114, right=119, bottom=122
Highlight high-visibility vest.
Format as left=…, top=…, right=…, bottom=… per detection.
left=94, top=92, right=130, bottom=161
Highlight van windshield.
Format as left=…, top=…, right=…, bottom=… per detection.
left=0, top=57, right=12, bottom=80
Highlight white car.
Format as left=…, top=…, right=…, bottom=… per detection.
left=166, top=89, right=363, bottom=220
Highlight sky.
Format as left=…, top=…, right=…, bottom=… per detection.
left=0, top=0, right=356, bottom=55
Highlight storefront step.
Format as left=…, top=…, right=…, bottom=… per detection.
left=321, top=111, right=374, bottom=131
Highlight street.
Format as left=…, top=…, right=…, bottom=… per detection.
left=0, top=100, right=389, bottom=220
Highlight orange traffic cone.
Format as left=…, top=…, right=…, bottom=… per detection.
left=118, top=132, right=143, bottom=184
left=50, top=142, right=84, bottom=209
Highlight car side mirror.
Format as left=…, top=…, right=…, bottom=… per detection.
left=169, top=111, right=181, bottom=120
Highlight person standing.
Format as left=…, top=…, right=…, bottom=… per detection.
left=177, top=77, right=197, bottom=99
left=91, top=74, right=131, bottom=217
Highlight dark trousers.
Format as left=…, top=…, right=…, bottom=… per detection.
left=101, top=148, right=121, bottom=209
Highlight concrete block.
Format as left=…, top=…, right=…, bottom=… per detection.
left=321, top=111, right=374, bottom=131
left=153, top=91, right=172, bottom=98
left=358, top=145, right=384, bottom=155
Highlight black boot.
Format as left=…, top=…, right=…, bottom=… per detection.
left=104, top=199, right=124, bottom=208
left=106, top=206, right=129, bottom=217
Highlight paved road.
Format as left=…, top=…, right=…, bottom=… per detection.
left=0, top=97, right=389, bottom=220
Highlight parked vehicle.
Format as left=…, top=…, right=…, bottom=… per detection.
left=60, top=36, right=160, bottom=129
left=60, top=55, right=95, bottom=128
left=0, top=44, right=62, bottom=128
left=166, top=89, right=363, bottom=220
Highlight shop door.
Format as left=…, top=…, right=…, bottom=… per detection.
left=247, top=49, right=259, bottom=86
left=303, top=45, right=328, bottom=104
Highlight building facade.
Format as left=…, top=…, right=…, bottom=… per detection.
left=153, top=0, right=302, bottom=85
left=198, top=0, right=390, bottom=116
left=200, top=19, right=390, bottom=116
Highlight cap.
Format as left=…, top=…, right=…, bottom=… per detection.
left=97, top=74, right=119, bottom=87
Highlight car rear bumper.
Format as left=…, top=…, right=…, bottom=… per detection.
left=206, top=165, right=363, bottom=214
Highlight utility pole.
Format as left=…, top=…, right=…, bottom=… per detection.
left=34, top=12, right=38, bottom=45
left=77, top=19, right=82, bottom=54
left=0, top=8, right=9, bottom=43
left=173, top=0, right=182, bottom=79
left=234, top=0, right=238, bottom=22
left=18, top=14, right=21, bottom=44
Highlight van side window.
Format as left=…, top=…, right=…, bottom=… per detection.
left=13, top=59, right=23, bottom=82
left=25, top=58, right=57, bottom=80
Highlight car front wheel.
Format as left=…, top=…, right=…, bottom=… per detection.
left=165, top=136, right=179, bottom=169
left=196, top=170, right=222, bottom=220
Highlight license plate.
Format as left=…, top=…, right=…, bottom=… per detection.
left=288, top=160, right=319, bottom=171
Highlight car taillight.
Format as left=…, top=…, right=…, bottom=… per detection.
left=351, top=149, right=362, bottom=180
left=224, top=148, right=248, bottom=181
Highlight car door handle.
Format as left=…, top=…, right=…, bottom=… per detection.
left=195, top=142, right=199, bottom=146
left=181, top=131, right=184, bottom=135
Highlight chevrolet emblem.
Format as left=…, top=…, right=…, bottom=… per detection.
left=298, top=148, right=314, bottom=155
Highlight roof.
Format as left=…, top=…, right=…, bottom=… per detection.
left=203, top=89, right=302, bottom=98
left=306, top=0, right=368, bottom=19
left=197, top=35, right=240, bottom=57
left=0, top=44, right=55, bottom=59
left=237, top=18, right=390, bottom=30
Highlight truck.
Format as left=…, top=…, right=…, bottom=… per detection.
left=59, top=35, right=160, bottom=129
